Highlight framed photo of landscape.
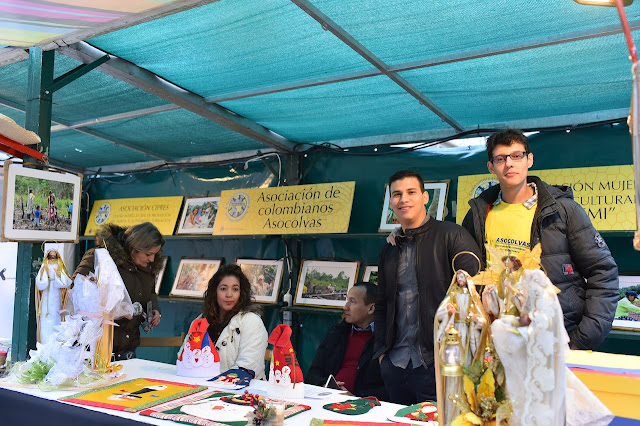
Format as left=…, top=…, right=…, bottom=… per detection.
left=294, top=260, right=359, bottom=308
left=362, top=265, right=378, bottom=286
left=169, top=258, right=221, bottom=298
left=237, top=258, right=284, bottom=303
left=378, top=180, right=450, bottom=232
left=2, top=162, right=82, bottom=242
left=175, top=196, right=220, bottom=235
left=612, top=274, right=640, bottom=332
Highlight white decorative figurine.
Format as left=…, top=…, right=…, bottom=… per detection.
left=35, top=249, right=72, bottom=344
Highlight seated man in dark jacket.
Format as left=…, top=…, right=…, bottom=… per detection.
left=306, top=282, right=388, bottom=401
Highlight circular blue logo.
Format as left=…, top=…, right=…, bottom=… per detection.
left=226, top=192, right=249, bottom=221
left=95, top=202, right=111, bottom=225
left=471, top=178, right=499, bottom=199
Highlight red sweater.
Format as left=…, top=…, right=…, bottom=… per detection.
left=335, top=329, right=372, bottom=393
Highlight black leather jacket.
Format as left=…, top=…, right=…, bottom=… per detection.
left=307, top=320, right=388, bottom=401
left=462, top=176, right=618, bottom=349
left=373, top=218, right=481, bottom=364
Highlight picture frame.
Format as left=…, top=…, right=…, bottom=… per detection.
left=378, top=180, right=450, bottom=232
left=154, top=257, right=169, bottom=294
left=2, top=162, right=82, bottom=242
left=295, top=260, right=360, bottom=308
left=237, top=258, right=284, bottom=304
left=169, top=258, right=222, bottom=298
left=175, top=196, right=220, bottom=235
left=362, top=265, right=378, bottom=286
left=612, top=275, right=640, bottom=332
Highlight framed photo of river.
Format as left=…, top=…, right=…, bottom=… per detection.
left=378, top=180, right=449, bottom=232
left=2, top=162, right=82, bottom=242
left=294, top=260, right=359, bottom=308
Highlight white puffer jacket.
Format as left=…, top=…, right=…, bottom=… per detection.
left=213, top=311, right=268, bottom=379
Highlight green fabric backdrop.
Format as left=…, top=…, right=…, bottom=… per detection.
left=80, top=123, right=640, bottom=374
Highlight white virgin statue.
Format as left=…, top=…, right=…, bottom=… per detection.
left=35, top=249, right=72, bottom=344
left=491, top=269, right=613, bottom=426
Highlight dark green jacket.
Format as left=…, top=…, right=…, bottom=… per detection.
left=74, top=224, right=162, bottom=354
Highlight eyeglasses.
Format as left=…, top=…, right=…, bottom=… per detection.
left=491, top=151, right=528, bottom=165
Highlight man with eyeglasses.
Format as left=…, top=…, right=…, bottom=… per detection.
left=462, top=129, right=618, bottom=350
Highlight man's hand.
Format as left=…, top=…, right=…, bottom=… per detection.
left=151, top=310, right=161, bottom=327
left=378, top=354, right=385, bottom=364
left=386, top=227, right=400, bottom=246
left=336, top=381, right=348, bottom=392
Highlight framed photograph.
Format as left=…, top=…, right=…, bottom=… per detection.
left=175, top=196, right=220, bottom=235
left=295, top=260, right=360, bottom=308
left=612, top=275, right=640, bottom=331
left=237, top=258, right=284, bottom=304
left=378, top=180, right=450, bottom=232
left=169, top=258, right=221, bottom=298
left=154, top=257, right=169, bottom=294
left=2, top=162, right=82, bottom=242
left=362, top=265, right=378, bottom=286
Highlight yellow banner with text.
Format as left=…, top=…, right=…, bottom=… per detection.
left=456, top=165, right=635, bottom=231
left=85, top=196, right=184, bottom=236
left=213, top=182, right=355, bottom=235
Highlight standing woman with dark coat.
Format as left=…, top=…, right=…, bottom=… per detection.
left=74, top=222, right=164, bottom=360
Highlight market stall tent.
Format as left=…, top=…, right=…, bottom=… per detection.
left=2, top=0, right=640, bottom=369
left=0, top=0, right=638, bottom=172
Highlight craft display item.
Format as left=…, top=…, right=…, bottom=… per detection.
left=177, top=317, right=221, bottom=378
left=243, top=391, right=282, bottom=426
left=140, top=389, right=311, bottom=426
left=266, top=324, right=304, bottom=398
left=323, top=397, right=380, bottom=415
left=433, top=245, right=613, bottom=425
left=35, top=249, right=71, bottom=345
left=392, top=401, right=438, bottom=424
left=72, top=248, right=136, bottom=372
left=221, top=390, right=259, bottom=406
left=181, top=399, right=254, bottom=423
left=10, top=250, right=134, bottom=389
left=59, top=377, right=206, bottom=412
left=433, top=262, right=493, bottom=425
left=208, top=368, right=253, bottom=389
left=310, top=419, right=413, bottom=426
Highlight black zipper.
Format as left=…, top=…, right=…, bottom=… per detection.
left=414, top=234, right=426, bottom=366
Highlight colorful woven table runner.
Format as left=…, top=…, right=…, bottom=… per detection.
left=59, top=377, right=206, bottom=412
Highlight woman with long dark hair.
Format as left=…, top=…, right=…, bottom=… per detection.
left=190, top=264, right=268, bottom=378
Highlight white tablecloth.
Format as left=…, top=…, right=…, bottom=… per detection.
left=0, top=359, right=408, bottom=425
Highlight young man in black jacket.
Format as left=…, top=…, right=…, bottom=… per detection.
left=462, top=129, right=618, bottom=350
left=374, top=170, right=481, bottom=405
left=306, top=282, right=387, bottom=401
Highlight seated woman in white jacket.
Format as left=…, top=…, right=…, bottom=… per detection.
left=197, top=264, right=268, bottom=379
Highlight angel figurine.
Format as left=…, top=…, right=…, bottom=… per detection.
left=35, top=249, right=72, bottom=344
left=435, top=270, right=489, bottom=367
left=476, top=244, right=543, bottom=321
left=434, top=268, right=490, bottom=424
